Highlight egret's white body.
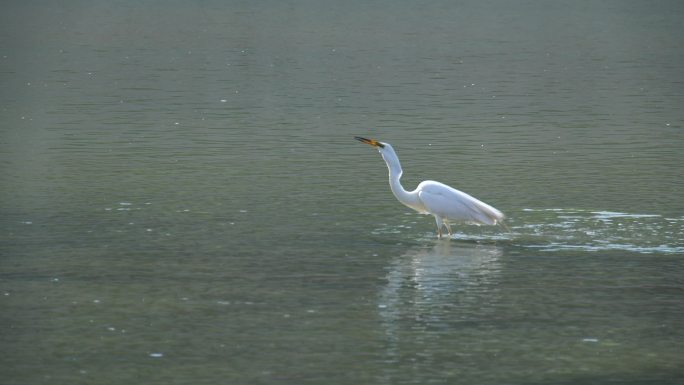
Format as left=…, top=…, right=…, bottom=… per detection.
left=355, top=137, right=505, bottom=238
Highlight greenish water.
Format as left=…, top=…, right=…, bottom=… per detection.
left=1, top=1, right=683, bottom=384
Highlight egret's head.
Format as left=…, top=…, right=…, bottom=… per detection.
left=355, top=136, right=398, bottom=165
left=355, top=136, right=395, bottom=152
left=355, top=136, right=403, bottom=175
left=355, top=136, right=385, bottom=148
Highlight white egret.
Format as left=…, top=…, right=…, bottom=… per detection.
left=355, top=136, right=505, bottom=238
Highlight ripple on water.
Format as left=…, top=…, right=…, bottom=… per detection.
left=372, top=209, right=684, bottom=254
left=512, top=209, right=683, bottom=254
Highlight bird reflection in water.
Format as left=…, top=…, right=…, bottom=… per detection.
left=377, top=241, right=504, bottom=369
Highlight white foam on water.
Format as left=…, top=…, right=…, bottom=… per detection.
left=373, top=208, right=683, bottom=254
left=591, top=211, right=661, bottom=219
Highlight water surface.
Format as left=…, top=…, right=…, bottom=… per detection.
left=1, top=1, right=683, bottom=384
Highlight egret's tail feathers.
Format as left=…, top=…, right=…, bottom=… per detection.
left=471, top=201, right=505, bottom=226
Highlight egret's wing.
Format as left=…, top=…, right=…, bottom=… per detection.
left=418, top=181, right=504, bottom=225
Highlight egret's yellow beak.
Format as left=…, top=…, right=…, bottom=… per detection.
left=355, top=136, right=385, bottom=148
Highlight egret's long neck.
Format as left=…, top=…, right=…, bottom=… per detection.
left=382, top=150, right=420, bottom=208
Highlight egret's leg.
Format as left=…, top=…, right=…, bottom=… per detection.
left=434, top=216, right=444, bottom=239
left=444, top=220, right=453, bottom=236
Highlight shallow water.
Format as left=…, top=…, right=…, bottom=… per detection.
left=1, top=1, right=683, bottom=384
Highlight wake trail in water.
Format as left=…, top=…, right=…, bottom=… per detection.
left=373, top=209, right=684, bottom=254
left=512, top=208, right=684, bottom=254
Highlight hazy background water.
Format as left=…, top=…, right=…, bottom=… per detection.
left=1, top=1, right=683, bottom=384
